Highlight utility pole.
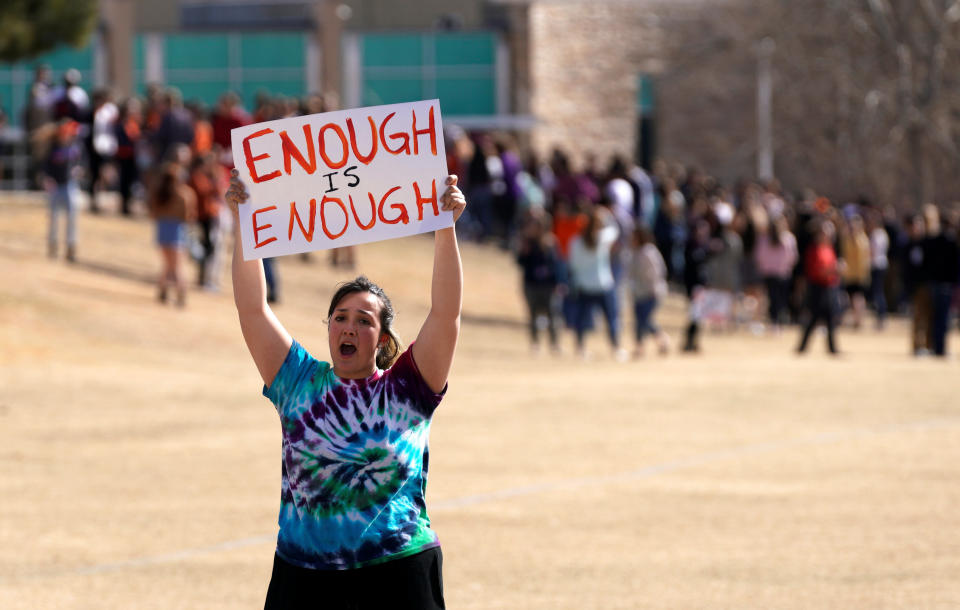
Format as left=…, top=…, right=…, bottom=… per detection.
left=314, top=0, right=343, bottom=108
left=756, top=37, right=775, bottom=182
left=99, top=0, right=135, bottom=98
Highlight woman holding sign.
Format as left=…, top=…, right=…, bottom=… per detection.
left=226, top=168, right=464, bottom=610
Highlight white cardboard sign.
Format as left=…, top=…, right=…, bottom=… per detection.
left=230, top=99, right=451, bottom=260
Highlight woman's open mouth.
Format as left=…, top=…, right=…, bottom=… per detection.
left=339, top=342, right=357, bottom=356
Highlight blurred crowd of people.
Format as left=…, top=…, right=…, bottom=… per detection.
left=457, top=135, right=960, bottom=360
left=13, top=65, right=960, bottom=355
left=20, top=65, right=344, bottom=306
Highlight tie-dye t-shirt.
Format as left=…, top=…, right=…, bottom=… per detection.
left=263, top=340, right=445, bottom=570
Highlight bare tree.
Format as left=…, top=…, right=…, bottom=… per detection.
left=653, top=0, right=960, bottom=207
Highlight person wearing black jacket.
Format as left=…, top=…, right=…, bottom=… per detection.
left=516, top=212, right=562, bottom=353
left=922, top=205, right=959, bottom=357
left=682, top=216, right=712, bottom=352
left=903, top=214, right=932, bottom=355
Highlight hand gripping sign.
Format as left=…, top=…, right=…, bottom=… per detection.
left=230, top=99, right=452, bottom=260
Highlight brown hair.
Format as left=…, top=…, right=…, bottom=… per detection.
left=327, top=276, right=401, bottom=369
left=581, top=207, right=604, bottom=249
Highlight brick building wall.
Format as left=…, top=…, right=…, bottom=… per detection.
left=525, top=0, right=754, bottom=185
left=528, top=1, right=665, bottom=169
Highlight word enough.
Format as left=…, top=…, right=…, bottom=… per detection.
left=250, top=179, right=441, bottom=249
left=242, top=106, right=439, bottom=184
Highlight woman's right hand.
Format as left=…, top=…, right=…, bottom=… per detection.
left=225, top=168, right=249, bottom=215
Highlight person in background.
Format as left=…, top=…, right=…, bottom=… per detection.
left=605, top=157, right=636, bottom=229
left=51, top=68, right=90, bottom=124
left=904, top=214, right=931, bottom=355
left=568, top=206, right=624, bottom=360
left=211, top=91, right=250, bottom=168
left=516, top=211, right=562, bottom=354
left=515, top=153, right=547, bottom=217
left=188, top=101, right=214, bottom=158
left=626, top=224, right=671, bottom=358
left=737, top=192, right=766, bottom=332
left=866, top=209, right=890, bottom=329
left=628, top=160, right=656, bottom=227
left=24, top=64, right=55, bottom=189
left=797, top=219, right=841, bottom=355
left=551, top=195, right=588, bottom=331
left=755, top=213, right=798, bottom=333
left=43, top=119, right=83, bottom=262
left=149, top=161, right=197, bottom=307
left=839, top=214, right=871, bottom=329
left=263, top=257, right=281, bottom=304
left=653, top=177, right=686, bottom=282
left=703, top=200, right=742, bottom=331
left=152, top=87, right=194, bottom=167
left=922, top=204, right=959, bottom=357
left=682, top=216, right=712, bottom=352
left=495, top=134, right=522, bottom=247
left=882, top=206, right=907, bottom=313
left=113, top=97, right=143, bottom=216
left=552, top=150, right=600, bottom=206
left=188, top=152, right=227, bottom=290
left=599, top=192, right=634, bottom=335
left=470, top=133, right=504, bottom=243
left=86, top=88, right=118, bottom=214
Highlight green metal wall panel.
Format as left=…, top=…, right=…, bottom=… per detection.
left=161, top=32, right=307, bottom=110
left=165, top=35, right=230, bottom=70
left=362, top=35, right=422, bottom=67
left=240, top=34, right=305, bottom=69
left=435, top=77, right=494, bottom=115
left=360, top=32, right=497, bottom=116
left=434, top=33, right=494, bottom=66
left=363, top=78, right=424, bottom=107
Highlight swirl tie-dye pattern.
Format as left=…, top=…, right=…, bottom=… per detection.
left=263, top=341, right=444, bottom=570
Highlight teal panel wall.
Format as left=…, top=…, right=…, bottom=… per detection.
left=360, top=32, right=496, bottom=116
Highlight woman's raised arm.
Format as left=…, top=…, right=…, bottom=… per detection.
left=412, top=175, right=466, bottom=393
left=226, top=169, right=292, bottom=387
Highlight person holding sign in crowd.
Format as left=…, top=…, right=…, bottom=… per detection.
left=225, top=165, right=465, bottom=609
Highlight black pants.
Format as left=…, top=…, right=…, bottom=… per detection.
left=869, top=268, right=887, bottom=325
left=797, top=284, right=838, bottom=354
left=764, top=276, right=790, bottom=325
left=117, top=156, right=138, bottom=216
left=264, top=548, right=445, bottom=610
left=524, top=283, right=559, bottom=346
left=196, top=215, right=220, bottom=286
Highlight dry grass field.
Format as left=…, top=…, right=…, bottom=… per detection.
left=1, top=193, right=959, bottom=609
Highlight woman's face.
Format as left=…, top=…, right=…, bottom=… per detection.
left=328, top=291, right=385, bottom=379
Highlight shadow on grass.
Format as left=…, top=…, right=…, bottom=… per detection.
left=72, top=258, right=156, bottom=286
left=461, top=312, right=525, bottom=330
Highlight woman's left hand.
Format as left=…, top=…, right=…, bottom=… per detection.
left=441, top=174, right=467, bottom=223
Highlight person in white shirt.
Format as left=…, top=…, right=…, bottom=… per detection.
left=569, top=206, right=624, bottom=360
